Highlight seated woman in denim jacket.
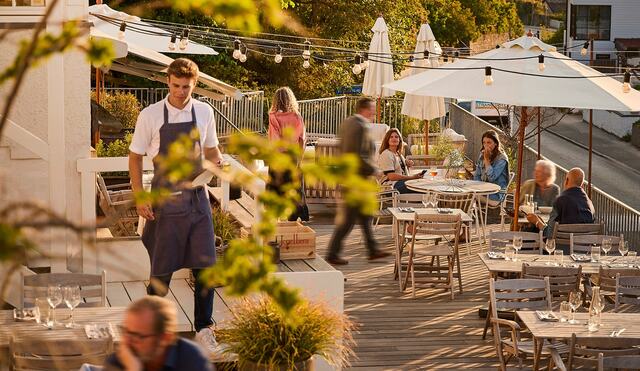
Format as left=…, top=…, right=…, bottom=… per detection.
left=378, top=128, right=423, bottom=194
left=473, top=130, right=509, bottom=206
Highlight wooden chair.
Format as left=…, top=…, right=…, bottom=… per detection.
left=434, top=192, right=476, bottom=255
left=20, top=271, right=107, bottom=308
left=96, top=173, right=139, bottom=237
left=614, top=274, right=640, bottom=312
left=488, top=231, right=543, bottom=255
left=404, top=213, right=462, bottom=299
left=586, top=266, right=640, bottom=301
left=11, top=336, right=112, bottom=371
left=521, top=263, right=582, bottom=304
left=551, top=222, right=604, bottom=250
left=489, top=277, right=567, bottom=371
left=570, top=234, right=621, bottom=255
left=551, top=334, right=640, bottom=371
left=597, top=353, right=640, bottom=370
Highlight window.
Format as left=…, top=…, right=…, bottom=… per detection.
left=570, top=5, right=611, bottom=40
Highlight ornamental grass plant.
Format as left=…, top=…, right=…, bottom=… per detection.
left=218, top=297, right=355, bottom=370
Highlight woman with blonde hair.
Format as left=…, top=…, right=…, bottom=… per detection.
left=378, top=128, right=425, bottom=194
left=267, top=87, right=309, bottom=221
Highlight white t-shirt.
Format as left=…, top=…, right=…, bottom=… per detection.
left=129, top=96, right=219, bottom=159
left=378, top=149, right=407, bottom=185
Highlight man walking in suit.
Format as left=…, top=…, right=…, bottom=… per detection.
left=326, top=97, right=391, bottom=265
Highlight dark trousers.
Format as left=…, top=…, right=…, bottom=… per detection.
left=327, top=205, right=378, bottom=259
left=147, top=268, right=214, bottom=332
left=393, top=180, right=420, bottom=194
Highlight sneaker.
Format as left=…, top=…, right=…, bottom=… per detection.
left=368, top=250, right=391, bottom=261
left=326, top=256, right=349, bottom=265
left=195, top=327, right=219, bottom=354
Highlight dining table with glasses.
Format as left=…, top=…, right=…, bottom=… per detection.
left=0, top=307, right=125, bottom=368
left=479, top=251, right=638, bottom=278
left=389, top=207, right=474, bottom=291
left=517, top=310, right=640, bottom=371
left=404, top=178, right=501, bottom=241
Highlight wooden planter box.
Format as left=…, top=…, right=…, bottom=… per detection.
left=270, top=221, right=316, bottom=260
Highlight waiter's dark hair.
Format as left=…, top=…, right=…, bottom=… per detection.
left=167, top=58, right=199, bottom=80
left=481, top=130, right=503, bottom=162
left=355, top=97, right=375, bottom=112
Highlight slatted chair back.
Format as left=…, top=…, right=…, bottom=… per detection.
left=413, top=213, right=462, bottom=239
left=521, top=263, right=582, bottom=303
left=614, top=274, right=640, bottom=311
left=20, top=271, right=106, bottom=309
left=594, top=266, right=640, bottom=295
left=489, top=277, right=551, bottom=314
left=96, top=173, right=139, bottom=237
left=570, top=234, right=621, bottom=255
left=374, top=189, right=398, bottom=222
left=568, top=334, right=640, bottom=370
left=597, top=353, right=640, bottom=371
left=395, top=193, right=424, bottom=209
left=11, top=336, right=112, bottom=371
left=552, top=222, right=604, bottom=248
left=434, top=192, right=475, bottom=214
left=488, top=231, right=543, bottom=254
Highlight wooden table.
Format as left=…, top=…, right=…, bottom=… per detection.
left=389, top=207, right=473, bottom=291
left=517, top=310, right=640, bottom=370
left=478, top=252, right=632, bottom=277
left=0, top=307, right=125, bottom=369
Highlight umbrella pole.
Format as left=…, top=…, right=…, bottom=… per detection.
left=377, top=97, right=381, bottom=123
left=537, top=107, right=541, bottom=160
left=94, top=68, right=101, bottom=147
left=588, top=109, right=593, bottom=198
left=424, top=119, right=429, bottom=155
left=512, top=107, right=528, bottom=231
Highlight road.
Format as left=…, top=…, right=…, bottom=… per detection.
left=525, top=112, right=640, bottom=211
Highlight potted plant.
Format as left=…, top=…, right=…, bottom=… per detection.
left=211, top=206, right=239, bottom=259
left=217, top=297, right=354, bottom=371
left=431, top=136, right=465, bottom=181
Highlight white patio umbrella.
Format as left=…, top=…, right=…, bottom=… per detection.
left=362, top=17, right=395, bottom=123
left=385, top=35, right=640, bottom=229
left=401, top=23, right=446, bottom=154
left=89, top=4, right=217, bottom=55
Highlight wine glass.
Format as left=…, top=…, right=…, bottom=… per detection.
left=619, top=240, right=629, bottom=259
left=63, top=286, right=82, bottom=328
left=429, top=167, right=438, bottom=181
left=544, top=239, right=556, bottom=265
left=512, top=236, right=523, bottom=262
left=602, top=238, right=612, bottom=257
left=47, top=285, right=62, bottom=328
left=569, top=291, right=582, bottom=324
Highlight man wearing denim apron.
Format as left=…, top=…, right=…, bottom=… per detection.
left=128, top=58, right=223, bottom=353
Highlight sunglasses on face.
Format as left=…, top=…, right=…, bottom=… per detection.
left=118, top=325, right=157, bottom=342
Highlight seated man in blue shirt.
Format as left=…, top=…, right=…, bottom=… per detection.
left=104, top=296, right=213, bottom=371
left=527, top=167, right=595, bottom=248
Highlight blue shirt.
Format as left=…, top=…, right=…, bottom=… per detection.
left=473, top=153, right=509, bottom=201
left=104, top=338, right=213, bottom=371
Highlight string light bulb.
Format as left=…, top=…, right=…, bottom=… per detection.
left=303, top=40, right=311, bottom=59
left=303, top=60, right=310, bottom=68
left=168, top=33, right=177, bottom=51
left=623, top=71, right=631, bottom=93
left=232, top=40, right=241, bottom=59
left=361, top=54, right=369, bottom=70
left=274, top=45, right=283, bottom=63
left=581, top=41, right=589, bottom=56
left=352, top=54, right=362, bottom=75
left=118, top=22, right=126, bottom=40
left=239, top=44, right=247, bottom=62
left=423, top=49, right=430, bottom=59
left=179, top=29, right=190, bottom=50
left=408, top=55, right=414, bottom=63
left=538, top=55, right=545, bottom=71
left=484, top=66, right=493, bottom=86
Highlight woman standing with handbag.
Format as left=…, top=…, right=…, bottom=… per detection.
left=267, top=87, right=309, bottom=221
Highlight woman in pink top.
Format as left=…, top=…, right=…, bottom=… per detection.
left=267, top=87, right=309, bottom=221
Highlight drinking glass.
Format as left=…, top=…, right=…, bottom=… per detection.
left=47, top=285, right=62, bottom=327
left=34, top=298, right=49, bottom=326
left=429, top=167, right=438, bottom=181
left=619, top=240, right=629, bottom=258
left=457, top=169, right=466, bottom=180
left=627, top=251, right=637, bottom=268
left=591, top=245, right=601, bottom=263
left=512, top=236, right=523, bottom=262
left=554, top=250, right=563, bottom=266
left=545, top=239, right=556, bottom=265
left=505, top=246, right=515, bottom=261
left=533, top=202, right=538, bottom=214
left=569, top=291, right=582, bottom=324
left=63, top=286, right=82, bottom=328
left=602, top=238, right=612, bottom=257
left=559, top=301, right=571, bottom=322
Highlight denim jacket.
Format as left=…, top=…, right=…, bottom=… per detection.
left=473, top=152, right=509, bottom=202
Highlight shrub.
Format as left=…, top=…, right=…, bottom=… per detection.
left=211, top=206, right=239, bottom=244
left=96, top=133, right=133, bottom=158
left=91, top=91, right=141, bottom=129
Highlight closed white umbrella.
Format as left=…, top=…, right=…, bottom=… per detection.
left=362, top=17, right=395, bottom=122
left=401, top=23, right=446, bottom=154
left=385, top=35, right=640, bottom=229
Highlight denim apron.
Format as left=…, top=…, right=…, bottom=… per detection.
left=142, top=103, right=216, bottom=276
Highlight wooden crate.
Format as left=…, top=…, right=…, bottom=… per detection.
left=271, top=221, right=316, bottom=260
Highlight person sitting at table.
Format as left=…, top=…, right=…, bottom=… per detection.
left=519, top=160, right=560, bottom=232
left=527, top=167, right=595, bottom=242
left=473, top=130, right=509, bottom=207
left=378, top=128, right=423, bottom=194
left=104, top=296, right=213, bottom=371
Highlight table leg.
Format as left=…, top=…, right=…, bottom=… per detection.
left=533, top=337, right=543, bottom=371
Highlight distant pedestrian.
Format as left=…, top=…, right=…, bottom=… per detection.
left=267, top=87, right=309, bottom=221
left=326, top=97, right=391, bottom=265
